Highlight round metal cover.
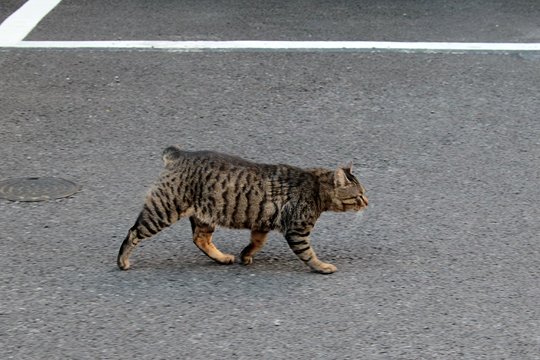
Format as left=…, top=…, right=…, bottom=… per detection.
left=0, top=177, right=81, bottom=202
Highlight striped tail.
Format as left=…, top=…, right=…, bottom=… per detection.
left=162, top=145, right=182, bottom=166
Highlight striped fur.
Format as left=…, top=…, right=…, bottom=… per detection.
left=117, top=146, right=368, bottom=274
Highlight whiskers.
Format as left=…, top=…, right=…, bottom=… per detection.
left=352, top=208, right=367, bottom=225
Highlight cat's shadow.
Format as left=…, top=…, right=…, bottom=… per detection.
left=115, top=246, right=380, bottom=275
left=125, top=256, right=301, bottom=272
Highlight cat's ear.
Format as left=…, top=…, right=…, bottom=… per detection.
left=343, top=162, right=353, bottom=174
left=334, top=167, right=351, bottom=187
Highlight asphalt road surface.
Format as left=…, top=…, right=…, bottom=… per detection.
left=1, top=1, right=540, bottom=359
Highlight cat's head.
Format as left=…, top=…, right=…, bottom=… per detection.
left=327, top=164, right=368, bottom=212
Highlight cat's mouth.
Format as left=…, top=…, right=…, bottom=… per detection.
left=342, top=194, right=368, bottom=210
left=359, top=194, right=369, bottom=207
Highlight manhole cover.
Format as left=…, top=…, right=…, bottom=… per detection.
left=0, top=177, right=81, bottom=202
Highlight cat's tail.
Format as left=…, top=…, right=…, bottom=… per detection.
left=162, top=145, right=182, bottom=166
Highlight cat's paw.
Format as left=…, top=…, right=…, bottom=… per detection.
left=312, top=262, right=337, bottom=274
left=117, top=258, right=131, bottom=270
left=218, top=254, right=235, bottom=265
left=241, top=255, right=253, bottom=265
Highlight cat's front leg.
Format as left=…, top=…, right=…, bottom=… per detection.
left=284, top=229, right=337, bottom=274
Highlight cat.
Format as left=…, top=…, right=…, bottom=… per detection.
left=117, top=146, right=368, bottom=274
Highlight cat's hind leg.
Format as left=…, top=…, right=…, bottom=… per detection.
left=118, top=189, right=183, bottom=270
left=118, top=208, right=167, bottom=270
left=117, top=228, right=141, bottom=270
left=190, top=217, right=235, bottom=265
left=240, top=230, right=268, bottom=265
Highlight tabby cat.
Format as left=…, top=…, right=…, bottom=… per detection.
left=117, top=146, right=368, bottom=274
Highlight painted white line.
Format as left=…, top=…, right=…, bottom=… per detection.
left=1, top=40, right=540, bottom=53
left=0, top=0, right=62, bottom=43
left=0, top=1, right=538, bottom=53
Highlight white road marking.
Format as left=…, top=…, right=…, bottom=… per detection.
left=1, top=40, right=540, bottom=53
left=0, top=1, right=539, bottom=53
left=0, top=0, right=63, bottom=43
